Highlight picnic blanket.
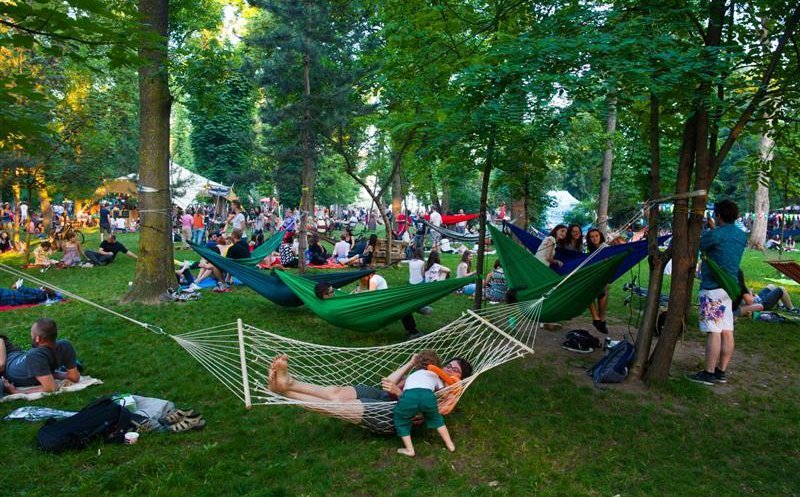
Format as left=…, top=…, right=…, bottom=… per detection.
left=308, top=261, right=348, bottom=269
left=0, top=376, right=103, bottom=403
left=191, top=277, right=242, bottom=290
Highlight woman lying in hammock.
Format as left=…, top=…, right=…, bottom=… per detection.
left=267, top=354, right=473, bottom=433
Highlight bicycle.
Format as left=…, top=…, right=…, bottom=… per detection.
left=50, top=222, right=85, bottom=250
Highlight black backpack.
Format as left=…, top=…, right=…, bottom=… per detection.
left=37, top=395, right=136, bottom=452
left=587, top=340, right=635, bottom=384
left=562, top=329, right=601, bottom=353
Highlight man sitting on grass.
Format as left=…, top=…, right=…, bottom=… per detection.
left=84, top=234, right=137, bottom=266
left=1, top=318, right=79, bottom=395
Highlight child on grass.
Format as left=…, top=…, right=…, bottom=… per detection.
left=393, top=350, right=456, bottom=457
left=33, top=241, right=59, bottom=267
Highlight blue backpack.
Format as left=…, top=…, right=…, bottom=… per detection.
left=587, top=341, right=635, bottom=384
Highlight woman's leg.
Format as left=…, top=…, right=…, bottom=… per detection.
left=268, top=356, right=358, bottom=402
left=588, top=301, right=600, bottom=321
left=598, top=288, right=609, bottom=321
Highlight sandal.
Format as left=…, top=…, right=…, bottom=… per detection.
left=168, top=415, right=205, bottom=433
left=163, top=408, right=196, bottom=424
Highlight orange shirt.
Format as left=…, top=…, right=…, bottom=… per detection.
left=192, top=213, right=205, bottom=229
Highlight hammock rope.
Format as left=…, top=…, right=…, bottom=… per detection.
left=0, top=263, right=165, bottom=335
left=171, top=300, right=541, bottom=433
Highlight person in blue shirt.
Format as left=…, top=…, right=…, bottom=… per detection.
left=688, top=199, right=746, bottom=386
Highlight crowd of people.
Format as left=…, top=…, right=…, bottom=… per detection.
left=2, top=192, right=798, bottom=461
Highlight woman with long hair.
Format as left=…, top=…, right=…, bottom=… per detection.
left=456, top=250, right=476, bottom=295
left=424, top=250, right=451, bottom=282
left=585, top=228, right=609, bottom=333
left=535, top=224, right=567, bottom=268
left=564, top=224, right=584, bottom=253
left=483, top=259, right=507, bottom=302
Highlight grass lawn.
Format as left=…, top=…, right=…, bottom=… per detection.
left=1, top=231, right=798, bottom=496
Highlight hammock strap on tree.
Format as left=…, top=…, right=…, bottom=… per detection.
left=189, top=242, right=372, bottom=307
left=275, top=270, right=475, bottom=332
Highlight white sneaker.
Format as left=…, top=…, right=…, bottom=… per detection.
left=188, top=282, right=201, bottom=292
left=13, top=278, right=23, bottom=290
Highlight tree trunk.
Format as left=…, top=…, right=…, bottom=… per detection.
left=428, top=168, right=441, bottom=212
left=473, top=127, right=496, bottom=310
left=510, top=172, right=529, bottom=228
left=510, top=198, right=526, bottom=229
left=298, top=49, right=315, bottom=274
left=643, top=112, right=698, bottom=383
left=39, top=185, right=52, bottom=235
left=123, top=0, right=174, bottom=304
left=631, top=92, right=669, bottom=380
left=391, top=164, right=403, bottom=218
left=597, top=95, right=617, bottom=236
left=12, top=179, right=20, bottom=245
left=748, top=126, right=773, bottom=250
left=440, top=179, right=450, bottom=214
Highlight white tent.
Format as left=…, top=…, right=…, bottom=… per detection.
left=95, top=163, right=233, bottom=209
left=544, top=190, right=580, bottom=227
left=168, top=162, right=233, bottom=209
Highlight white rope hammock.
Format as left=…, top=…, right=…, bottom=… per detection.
left=171, top=300, right=542, bottom=433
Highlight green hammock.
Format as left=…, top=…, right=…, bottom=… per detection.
left=702, top=255, right=742, bottom=301
left=228, top=231, right=285, bottom=266
left=275, top=270, right=474, bottom=332
left=488, top=224, right=627, bottom=322
left=189, top=242, right=372, bottom=307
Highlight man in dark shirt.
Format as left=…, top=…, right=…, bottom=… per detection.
left=99, top=202, right=112, bottom=242
left=84, top=234, right=137, bottom=266
left=226, top=229, right=250, bottom=260
left=1, top=318, right=79, bottom=395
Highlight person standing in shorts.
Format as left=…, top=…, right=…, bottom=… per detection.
left=689, top=199, right=746, bottom=385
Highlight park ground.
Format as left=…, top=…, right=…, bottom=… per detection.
left=0, top=231, right=798, bottom=496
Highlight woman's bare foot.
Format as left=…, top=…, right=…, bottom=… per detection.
left=397, top=448, right=415, bottom=457
left=268, top=355, right=292, bottom=393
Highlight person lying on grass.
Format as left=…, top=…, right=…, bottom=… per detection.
left=735, top=280, right=797, bottom=318
left=266, top=353, right=472, bottom=436
left=1, top=318, right=79, bottom=395
left=0, top=281, right=57, bottom=307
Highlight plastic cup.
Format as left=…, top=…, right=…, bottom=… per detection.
left=124, top=432, right=140, bottom=445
